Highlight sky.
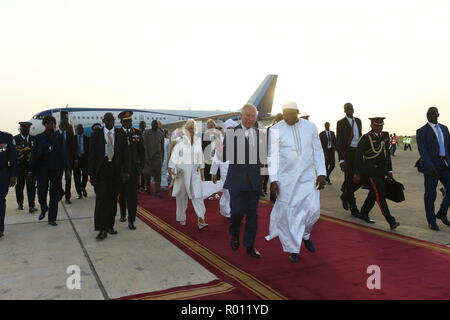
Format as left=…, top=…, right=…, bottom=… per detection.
left=1, top=0, right=450, bottom=135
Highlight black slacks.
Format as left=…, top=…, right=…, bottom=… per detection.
left=94, top=160, right=118, bottom=231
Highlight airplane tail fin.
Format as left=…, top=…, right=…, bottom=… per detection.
left=247, top=74, right=278, bottom=118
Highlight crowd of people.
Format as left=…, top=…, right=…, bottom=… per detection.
left=0, top=103, right=449, bottom=263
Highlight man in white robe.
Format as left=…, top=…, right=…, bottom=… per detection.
left=266, top=101, right=327, bottom=262
left=211, top=119, right=239, bottom=218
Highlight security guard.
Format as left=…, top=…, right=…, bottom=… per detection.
left=29, top=116, right=69, bottom=226
left=353, top=117, right=400, bottom=230
left=0, top=130, right=17, bottom=238
left=118, top=111, right=145, bottom=230
left=14, top=122, right=37, bottom=213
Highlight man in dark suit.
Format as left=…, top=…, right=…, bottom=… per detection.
left=336, top=102, right=363, bottom=217
left=223, top=104, right=263, bottom=259
left=416, top=107, right=450, bottom=231
left=118, top=111, right=145, bottom=230
left=74, top=124, right=89, bottom=200
left=0, top=130, right=17, bottom=238
left=29, top=116, right=69, bottom=226
left=89, top=112, right=130, bottom=240
left=14, top=122, right=37, bottom=213
left=58, top=119, right=76, bottom=204
left=319, top=122, right=337, bottom=185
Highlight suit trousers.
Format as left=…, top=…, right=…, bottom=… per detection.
left=0, top=171, right=9, bottom=232
left=423, top=166, right=450, bottom=224
left=360, top=175, right=396, bottom=224
left=37, top=168, right=63, bottom=222
left=324, top=148, right=335, bottom=181
left=94, top=160, right=118, bottom=231
left=74, top=155, right=88, bottom=196
left=119, top=172, right=139, bottom=223
left=229, top=190, right=260, bottom=248
left=341, top=148, right=360, bottom=211
left=15, top=163, right=36, bottom=208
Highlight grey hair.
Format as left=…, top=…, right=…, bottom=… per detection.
left=241, top=103, right=258, bottom=114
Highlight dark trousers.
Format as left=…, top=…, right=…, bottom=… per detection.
left=74, top=155, right=88, bottom=196
left=61, top=169, right=72, bottom=201
left=146, top=153, right=162, bottom=194
left=424, top=166, right=450, bottom=224
left=341, top=148, right=360, bottom=211
left=119, top=172, right=138, bottom=223
left=361, top=175, right=396, bottom=224
left=0, top=171, right=9, bottom=232
left=324, top=148, right=335, bottom=182
left=37, top=168, right=63, bottom=222
left=390, top=144, right=397, bottom=156
left=94, top=160, right=118, bottom=231
left=262, top=175, right=269, bottom=193
left=404, top=144, right=412, bottom=151
left=229, top=190, right=260, bottom=248
left=15, top=164, right=36, bottom=208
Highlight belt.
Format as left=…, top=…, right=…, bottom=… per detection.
left=439, top=156, right=447, bottom=160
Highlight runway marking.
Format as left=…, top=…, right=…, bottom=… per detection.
left=260, top=200, right=450, bottom=255
left=137, top=207, right=287, bottom=300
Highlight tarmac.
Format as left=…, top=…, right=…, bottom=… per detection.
left=0, top=143, right=449, bottom=300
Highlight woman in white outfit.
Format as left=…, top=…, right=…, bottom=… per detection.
left=160, top=130, right=170, bottom=190
left=168, top=119, right=208, bottom=229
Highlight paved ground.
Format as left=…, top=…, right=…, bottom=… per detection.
left=0, top=143, right=449, bottom=300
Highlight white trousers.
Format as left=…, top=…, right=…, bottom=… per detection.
left=218, top=163, right=231, bottom=218
left=176, top=181, right=206, bottom=222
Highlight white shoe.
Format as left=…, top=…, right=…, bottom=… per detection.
left=214, top=194, right=221, bottom=200
left=198, top=222, right=208, bottom=230
left=180, top=221, right=186, bottom=226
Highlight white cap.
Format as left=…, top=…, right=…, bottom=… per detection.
left=223, top=119, right=238, bottom=128
left=282, top=101, right=298, bottom=110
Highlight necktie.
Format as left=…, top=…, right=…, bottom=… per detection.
left=107, top=131, right=114, bottom=161
left=78, top=135, right=83, bottom=156
left=327, top=131, right=331, bottom=148
left=436, top=125, right=446, bottom=156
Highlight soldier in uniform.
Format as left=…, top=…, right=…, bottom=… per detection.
left=0, top=130, right=17, bottom=238
left=353, top=117, right=400, bottom=230
left=14, top=122, right=37, bottom=213
left=29, top=116, right=69, bottom=226
left=118, top=111, right=145, bottom=230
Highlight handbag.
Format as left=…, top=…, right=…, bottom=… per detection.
left=385, top=178, right=405, bottom=203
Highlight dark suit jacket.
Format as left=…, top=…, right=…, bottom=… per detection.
left=74, top=134, right=90, bottom=159
left=88, top=128, right=130, bottom=183
left=223, top=124, right=262, bottom=192
left=336, top=117, right=362, bottom=161
left=319, top=130, right=336, bottom=151
left=416, top=123, right=450, bottom=172
left=29, top=131, right=68, bottom=173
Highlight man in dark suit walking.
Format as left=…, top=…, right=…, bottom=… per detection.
left=89, top=112, right=130, bottom=240
left=74, top=124, right=89, bottom=199
left=223, top=104, right=263, bottom=259
left=416, top=107, right=450, bottom=231
left=336, top=103, right=363, bottom=217
left=319, top=122, right=337, bottom=185
left=58, top=119, right=76, bottom=204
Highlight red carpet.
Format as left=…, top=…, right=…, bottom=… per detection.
left=128, top=190, right=450, bottom=300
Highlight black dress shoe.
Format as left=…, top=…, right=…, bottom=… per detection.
left=230, top=237, right=239, bottom=251
left=303, top=239, right=316, bottom=253
left=288, top=253, right=299, bottom=262
left=429, top=223, right=440, bottom=231
left=389, top=221, right=400, bottom=230
left=120, top=216, right=126, bottom=222
left=128, top=223, right=136, bottom=230
left=358, top=213, right=375, bottom=223
left=246, top=247, right=261, bottom=259
left=65, top=199, right=72, bottom=205
left=29, top=207, right=37, bottom=214
left=96, top=231, right=108, bottom=240
left=48, top=221, right=58, bottom=226
left=436, top=212, right=450, bottom=226
left=18, top=205, right=24, bottom=210
left=0, top=232, right=4, bottom=238
left=107, top=228, right=118, bottom=235
left=340, top=195, right=349, bottom=211
left=351, top=209, right=360, bottom=218
left=77, top=195, right=83, bottom=200
left=82, top=189, right=87, bottom=197
left=38, top=208, right=48, bottom=221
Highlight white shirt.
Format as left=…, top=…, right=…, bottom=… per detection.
left=346, top=117, right=360, bottom=148
left=104, top=127, right=115, bottom=157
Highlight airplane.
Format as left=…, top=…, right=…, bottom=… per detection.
left=27, top=74, right=278, bottom=136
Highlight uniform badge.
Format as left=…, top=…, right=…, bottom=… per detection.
left=0, top=143, right=8, bottom=152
